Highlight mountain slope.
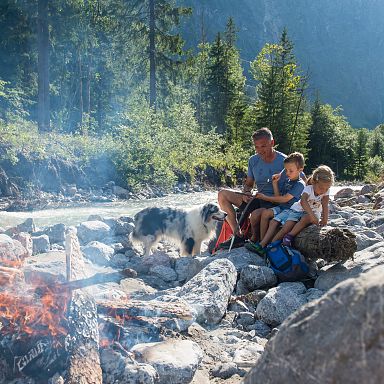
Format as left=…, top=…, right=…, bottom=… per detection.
left=179, top=0, right=384, bottom=128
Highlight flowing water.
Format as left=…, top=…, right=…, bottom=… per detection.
left=0, top=186, right=361, bottom=229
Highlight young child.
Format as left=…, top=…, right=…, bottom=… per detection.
left=248, top=164, right=334, bottom=256
left=245, top=152, right=306, bottom=254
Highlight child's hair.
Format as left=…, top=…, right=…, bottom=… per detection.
left=284, top=152, right=305, bottom=169
left=307, top=165, right=335, bottom=185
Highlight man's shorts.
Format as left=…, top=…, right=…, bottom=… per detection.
left=273, top=208, right=304, bottom=225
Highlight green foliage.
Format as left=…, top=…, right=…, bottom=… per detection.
left=250, top=29, right=308, bottom=155
left=0, top=118, right=116, bottom=165
left=366, top=156, right=384, bottom=183
left=113, top=99, right=226, bottom=190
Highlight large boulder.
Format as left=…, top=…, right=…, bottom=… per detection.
left=244, top=265, right=384, bottom=384
left=77, top=220, right=111, bottom=244
left=177, top=258, right=237, bottom=325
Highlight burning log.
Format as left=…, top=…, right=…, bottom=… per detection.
left=0, top=266, right=24, bottom=286
left=64, top=229, right=102, bottom=384
left=293, top=225, right=357, bottom=263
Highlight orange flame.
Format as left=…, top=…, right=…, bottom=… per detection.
left=0, top=283, right=70, bottom=338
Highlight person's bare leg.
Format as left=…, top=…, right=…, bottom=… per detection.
left=288, top=215, right=313, bottom=237
left=249, top=208, right=265, bottom=242
left=260, top=219, right=280, bottom=248
left=260, top=209, right=274, bottom=240
left=218, top=189, right=244, bottom=234
left=272, top=220, right=296, bottom=242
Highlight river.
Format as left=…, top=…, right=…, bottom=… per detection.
left=0, top=186, right=361, bottom=229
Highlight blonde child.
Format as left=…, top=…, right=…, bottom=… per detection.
left=248, top=165, right=334, bottom=256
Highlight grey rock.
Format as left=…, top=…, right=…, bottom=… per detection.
left=131, top=340, right=203, bottom=384
left=81, top=241, right=114, bottom=265
left=347, top=215, right=366, bottom=226
left=334, top=187, right=355, bottom=199
left=13, top=232, right=33, bottom=257
left=235, top=311, right=255, bottom=327
left=357, top=194, right=370, bottom=204
left=256, top=282, right=307, bottom=326
left=177, top=258, right=237, bottom=325
left=44, top=223, right=66, bottom=244
left=0, top=234, right=29, bottom=265
left=315, top=241, right=384, bottom=291
left=244, top=265, right=384, bottom=384
left=239, top=265, right=277, bottom=291
left=203, top=246, right=266, bottom=271
left=211, top=362, right=239, bottom=379
left=100, top=348, right=158, bottom=384
left=355, top=230, right=383, bottom=251
left=77, top=220, right=111, bottom=244
left=245, top=320, right=271, bottom=338
left=32, top=234, right=50, bottom=254
left=149, top=265, right=177, bottom=282
left=359, top=184, right=377, bottom=194
left=174, top=256, right=202, bottom=282
left=16, top=218, right=36, bottom=233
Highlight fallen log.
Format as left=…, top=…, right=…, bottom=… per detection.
left=64, top=229, right=102, bottom=384
left=293, top=225, right=357, bottom=263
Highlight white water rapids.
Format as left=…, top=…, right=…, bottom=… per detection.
left=0, top=186, right=361, bottom=229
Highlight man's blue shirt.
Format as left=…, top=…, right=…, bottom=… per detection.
left=247, top=151, right=287, bottom=196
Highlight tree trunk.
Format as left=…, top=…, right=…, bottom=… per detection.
left=37, top=0, right=50, bottom=132
left=293, top=225, right=357, bottom=263
left=78, top=51, right=83, bottom=129
left=149, top=0, right=156, bottom=109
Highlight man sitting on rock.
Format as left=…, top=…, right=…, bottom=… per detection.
left=217, top=128, right=288, bottom=249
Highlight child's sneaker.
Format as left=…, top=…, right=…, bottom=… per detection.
left=282, top=234, right=294, bottom=247
left=245, top=240, right=266, bottom=256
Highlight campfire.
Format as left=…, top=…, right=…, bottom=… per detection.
left=0, top=229, right=137, bottom=383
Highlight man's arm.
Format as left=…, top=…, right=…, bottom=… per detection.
left=242, top=176, right=255, bottom=194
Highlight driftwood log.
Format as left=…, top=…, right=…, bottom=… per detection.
left=293, top=225, right=357, bottom=263
left=64, top=228, right=102, bottom=384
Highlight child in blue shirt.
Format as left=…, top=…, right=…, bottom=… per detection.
left=246, top=152, right=306, bottom=255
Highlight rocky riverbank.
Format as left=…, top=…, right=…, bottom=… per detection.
left=1, top=184, right=384, bottom=383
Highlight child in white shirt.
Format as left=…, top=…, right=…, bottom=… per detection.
left=273, top=165, right=335, bottom=247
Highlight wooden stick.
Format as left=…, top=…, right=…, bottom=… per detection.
left=57, top=268, right=137, bottom=291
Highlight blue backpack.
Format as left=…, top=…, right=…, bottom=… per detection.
left=266, top=240, right=310, bottom=282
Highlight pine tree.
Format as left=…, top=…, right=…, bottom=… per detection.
left=354, top=128, right=369, bottom=180
left=251, top=29, right=308, bottom=154
left=199, top=18, right=246, bottom=138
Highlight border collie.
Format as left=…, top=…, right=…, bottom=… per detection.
left=131, top=202, right=226, bottom=256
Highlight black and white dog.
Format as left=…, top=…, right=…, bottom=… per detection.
left=131, top=202, right=227, bottom=256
